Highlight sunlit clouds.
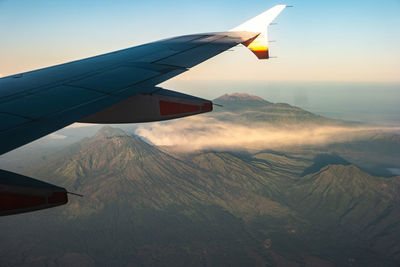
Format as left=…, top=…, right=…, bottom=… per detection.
left=135, top=115, right=400, bottom=151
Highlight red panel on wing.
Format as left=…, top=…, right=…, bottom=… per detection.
left=0, top=192, right=46, bottom=211
left=159, top=100, right=201, bottom=116
left=0, top=169, right=69, bottom=216
left=201, top=102, right=213, bottom=112
left=48, top=191, right=68, bottom=204
left=0, top=190, right=68, bottom=213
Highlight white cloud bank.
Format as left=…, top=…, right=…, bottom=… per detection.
left=136, top=116, right=400, bottom=151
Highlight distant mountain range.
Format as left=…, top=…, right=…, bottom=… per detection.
left=212, top=93, right=348, bottom=126
left=0, top=93, right=399, bottom=266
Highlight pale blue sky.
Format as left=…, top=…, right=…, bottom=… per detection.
left=1, top=0, right=399, bottom=82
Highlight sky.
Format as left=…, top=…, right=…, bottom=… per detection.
left=0, top=0, right=399, bottom=82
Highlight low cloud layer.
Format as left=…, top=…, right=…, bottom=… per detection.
left=48, top=133, right=68, bottom=140
left=136, top=116, right=400, bottom=151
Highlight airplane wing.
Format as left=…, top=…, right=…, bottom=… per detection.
left=0, top=5, right=287, bottom=215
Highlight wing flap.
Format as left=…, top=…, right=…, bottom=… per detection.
left=80, top=88, right=212, bottom=123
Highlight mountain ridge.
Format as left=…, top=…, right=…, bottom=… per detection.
left=21, top=127, right=400, bottom=266
left=211, top=92, right=348, bottom=126
left=33, top=127, right=297, bottom=221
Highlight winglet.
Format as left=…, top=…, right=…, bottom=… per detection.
left=230, top=5, right=287, bottom=59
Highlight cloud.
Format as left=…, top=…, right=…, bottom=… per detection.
left=48, top=133, right=67, bottom=140
left=135, top=116, right=400, bottom=151
left=66, top=123, right=96, bottom=129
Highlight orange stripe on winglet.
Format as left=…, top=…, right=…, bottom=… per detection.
left=251, top=49, right=269, bottom=59
left=243, top=34, right=269, bottom=59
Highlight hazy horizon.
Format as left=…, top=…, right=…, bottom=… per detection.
left=1, top=0, right=399, bottom=83
left=163, top=80, right=400, bottom=125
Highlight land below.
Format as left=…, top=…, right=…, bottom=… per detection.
left=0, top=93, right=399, bottom=266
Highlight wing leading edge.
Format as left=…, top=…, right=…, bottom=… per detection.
left=0, top=5, right=287, bottom=216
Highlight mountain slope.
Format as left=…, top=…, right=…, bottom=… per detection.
left=16, top=126, right=302, bottom=266
left=33, top=126, right=295, bottom=221
left=288, top=164, right=400, bottom=263
left=35, top=127, right=214, bottom=215
left=1, top=121, right=399, bottom=266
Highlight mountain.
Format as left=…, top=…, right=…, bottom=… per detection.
left=324, top=131, right=400, bottom=177
left=213, top=93, right=271, bottom=111
left=212, top=93, right=347, bottom=126
left=33, top=127, right=296, bottom=221
left=301, top=153, right=351, bottom=176
left=1, top=127, right=300, bottom=266
left=287, top=164, right=400, bottom=265
left=1, top=126, right=400, bottom=266
left=35, top=126, right=212, bottom=214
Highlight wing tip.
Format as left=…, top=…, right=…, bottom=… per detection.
left=230, top=4, right=288, bottom=60
left=229, top=4, right=287, bottom=33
